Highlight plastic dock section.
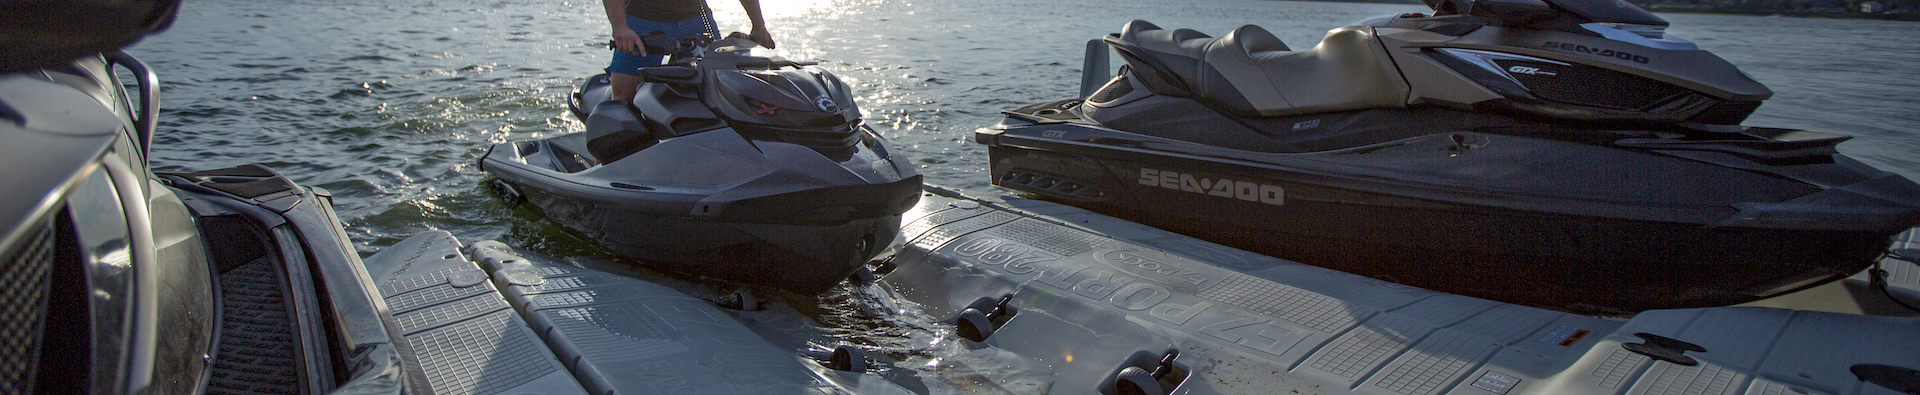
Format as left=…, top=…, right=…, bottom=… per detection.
left=881, top=188, right=1920, bottom=395
left=360, top=231, right=892, bottom=395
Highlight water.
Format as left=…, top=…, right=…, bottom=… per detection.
left=129, top=0, right=1919, bottom=390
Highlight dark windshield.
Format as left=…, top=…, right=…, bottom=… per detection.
left=1544, top=0, right=1667, bottom=26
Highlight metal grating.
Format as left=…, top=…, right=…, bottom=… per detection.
left=1, top=221, right=54, bottom=395
left=379, top=267, right=460, bottom=298
left=1374, top=331, right=1498, bottom=395
left=395, top=295, right=511, bottom=334
left=913, top=211, right=1020, bottom=250
left=1642, top=362, right=1741, bottom=395
left=992, top=219, right=1106, bottom=257
left=518, top=276, right=594, bottom=294
left=1309, top=315, right=1431, bottom=379
left=533, top=266, right=581, bottom=278
left=1197, top=273, right=1364, bottom=333
left=385, top=282, right=495, bottom=314
left=901, top=206, right=987, bottom=242
left=407, top=310, right=555, bottom=395
left=1592, top=348, right=1648, bottom=389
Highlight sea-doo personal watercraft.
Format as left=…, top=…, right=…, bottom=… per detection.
left=976, top=0, right=1920, bottom=312
left=480, top=34, right=922, bottom=294
left=2, top=34, right=906, bottom=393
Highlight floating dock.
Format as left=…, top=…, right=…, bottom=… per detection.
left=878, top=187, right=1920, bottom=395
left=352, top=187, right=1920, bottom=394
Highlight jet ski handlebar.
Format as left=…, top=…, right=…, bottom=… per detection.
left=630, top=31, right=817, bottom=84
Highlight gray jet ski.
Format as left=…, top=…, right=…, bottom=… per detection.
left=977, top=0, right=1920, bottom=312
left=1, top=47, right=904, bottom=394
left=480, top=34, right=922, bottom=295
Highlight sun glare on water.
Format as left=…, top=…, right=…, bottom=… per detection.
left=707, top=0, right=838, bottom=27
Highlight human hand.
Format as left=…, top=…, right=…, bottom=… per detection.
left=749, top=25, right=776, bottom=49
left=612, top=27, right=645, bottom=55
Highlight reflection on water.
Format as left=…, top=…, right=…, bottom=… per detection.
left=129, top=0, right=1920, bottom=391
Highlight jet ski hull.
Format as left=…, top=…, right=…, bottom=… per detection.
left=481, top=134, right=920, bottom=295
left=484, top=43, right=921, bottom=294
left=981, top=111, right=1920, bottom=313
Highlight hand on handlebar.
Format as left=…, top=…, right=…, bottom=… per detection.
left=749, top=25, right=776, bottom=49
left=611, top=27, right=645, bottom=55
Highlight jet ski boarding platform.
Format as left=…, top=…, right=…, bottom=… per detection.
left=227, top=185, right=1917, bottom=395
left=879, top=187, right=1920, bottom=395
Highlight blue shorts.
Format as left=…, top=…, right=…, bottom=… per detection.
left=608, top=14, right=713, bottom=76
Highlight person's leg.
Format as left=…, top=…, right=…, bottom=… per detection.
left=608, top=14, right=716, bottom=103
left=606, top=15, right=671, bottom=103
left=609, top=73, right=644, bottom=104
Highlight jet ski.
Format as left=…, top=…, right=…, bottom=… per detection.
left=975, top=0, right=1920, bottom=312
left=4, top=25, right=916, bottom=393
left=480, top=33, right=922, bottom=295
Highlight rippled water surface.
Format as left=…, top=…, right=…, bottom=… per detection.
left=131, top=0, right=1919, bottom=390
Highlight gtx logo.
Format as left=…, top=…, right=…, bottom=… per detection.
left=1292, top=119, right=1321, bottom=131
left=1507, top=66, right=1557, bottom=76
left=1139, top=167, right=1285, bottom=206
left=1543, top=41, right=1650, bottom=64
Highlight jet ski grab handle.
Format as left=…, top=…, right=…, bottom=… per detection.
left=631, top=31, right=818, bottom=85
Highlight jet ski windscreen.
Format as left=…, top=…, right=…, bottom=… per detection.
left=1541, top=0, right=1666, bottom=26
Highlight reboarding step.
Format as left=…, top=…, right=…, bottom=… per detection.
left=881, top=187, right=1920, bottom=395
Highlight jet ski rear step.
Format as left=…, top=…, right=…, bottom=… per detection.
left=207, top=258, right=301, bottom=395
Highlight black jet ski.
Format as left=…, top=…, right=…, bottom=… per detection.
left=976, top=0, right=1920, bottom=312
left=480, top=34, right=922, bottom=295
left=3, top=51, right=904, bottom=394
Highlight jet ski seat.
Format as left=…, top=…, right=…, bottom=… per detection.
left=1113, top=20, right=1411, bottom=118
left=583, top=99, right=657, bottom=163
